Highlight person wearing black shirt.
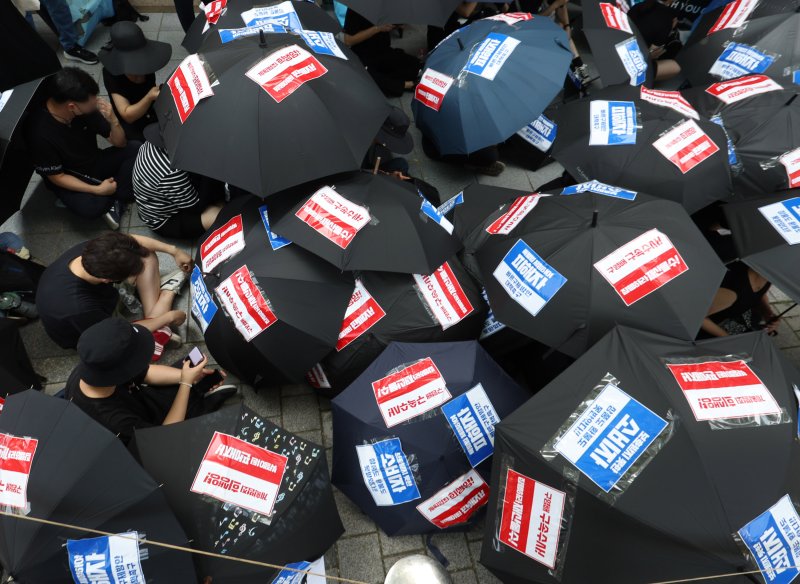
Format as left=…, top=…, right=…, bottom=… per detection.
left=24, top=67, right=141, bottom=229
left=343, top=9, right=421, bottom=97
left=629, top=0, right=682, bottom=81
left=66, top=318, right=235, bottom=445
left=99, top=22, right=172, bottom=142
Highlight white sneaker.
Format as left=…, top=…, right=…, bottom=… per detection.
left=160, top=269, right=188, bottom=294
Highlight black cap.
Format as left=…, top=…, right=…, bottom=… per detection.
left=77, top=318, right=154, bottom=387
left=376, top=106, right=414, bottom=154
left=99, top=22, right=172, bottom=76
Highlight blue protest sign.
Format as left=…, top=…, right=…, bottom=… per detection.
left=614, top=37, right=647, bottom=86
left=710, top=43, right=775, bottom=80
left=356, top=438, right=421, bottom=506
left=794, top=70, right=800, bottom=86
left=561, top=180, right=637, bottom=200
left=218, top=23, right=286, bottom=43
left=517, top=114, right=558, bottom=152
left=554, top=383, right=668, bottom=493
left=420, top=198, right=454, bottom=234
left=738, top=495, right=800, bottom=584
left=758, top=197, right=800, bottom=245
left=437, top=191, right=464, bottom=216
left=241, top=3, right=302, bottom=29
left=272, top=561, right=311, bottom=584
left=589, top=100, right=637, bottom=146
left=492, top=239, right=567, bottom=317
left=464, top=33, right=521, bottom=81
left=479, top=288, right=506, bottom=339
left=709, top=115, right=739, bottom=166
left=67, top=532, right=144, bottom=584
left=190, top=266, right=218, bottom=333
left=442, top=384, right=500, bottom=467
left=258, top=204, right=292, bottom=250
left=299, top=30, right=347, bottom=59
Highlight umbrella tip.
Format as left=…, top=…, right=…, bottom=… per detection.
left=591, top=209, right=598, bottom=228
left=259, top=29, right=267, bottom=48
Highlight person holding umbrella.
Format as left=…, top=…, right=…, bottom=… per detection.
left=99, top=22, right=172, bottom=142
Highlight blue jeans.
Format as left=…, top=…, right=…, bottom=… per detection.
left=38, top=0, right=79, bottom=50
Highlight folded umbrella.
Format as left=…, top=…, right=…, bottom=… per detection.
left=0, top=390, right=196, bottom=583
left=337, top=0, right=463, bottom=27
left=480, top=325, right=800, bottom=582
left=723, top=190, right=800, bottom=304
left=270, top=171, right=462, bottom=274
left=154, top=32, right=390, bottom=196
left=182, top=0, right=342, bottom=53
left=332, top=341, right=530, bottom=535
left=551, top=84, right=732, bottom=213
left=471, top=190, right=726, bottom=357
left=411, top=13, right=572, bottom=155
left=132, top=403, right=342, bottom=584
left=192, top=194, right=354, bottom=381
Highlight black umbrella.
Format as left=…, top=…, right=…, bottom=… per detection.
left=316, top=256, right=488, bottom=393
left=0, top=77, right=45, bottom=166
left=182, top=0, right=342, bottom=53
left=480, top=326, right=800, bottom=583
left=723, top=191, right=800, bottom=304
left=154, top=33, right=390, bottom=196
left=678, top=0, right=800, bottom=86
left=445, top=182, right=529, bottom=244
left=332, top=341, right=530, bottom=535
left=582, top=0, right=654, bottom=88
left=132, top=403, right=342, bottom=583
left=472, top=190, right=726, bottom=357
left=337, top=0, right=463, bottom=26
left=551, top=84, right=733, bottom=213
left=0, top=390, right=196, bottom=583
left=192, top=194, right=354, bottom=381
left=270, top=172, right=462, bottom=274
left=0, top=1, right=60, bottom=92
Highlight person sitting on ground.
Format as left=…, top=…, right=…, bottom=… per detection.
left=700, top=261, right=780, bottom=338
left=25, top=67, right=141, bottom=230
left=426, top=2, right=478, bottom=53
left=361, top=107, right=414, bottom=175
left=133, top=125, right=225, bottom=239
left=629, top=0, right=682, bottom=81
left=66, top=318, right=236, bottom=444
left=36, top=232, right=191, bottom=349
left=99, top=21, right=172, bottom=142
left=343, top=8, right=421, bottom=97
left=422, top=134, right=506, bottom=177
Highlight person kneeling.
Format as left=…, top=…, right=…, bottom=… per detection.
left=66, top=318, right=236, bottom=444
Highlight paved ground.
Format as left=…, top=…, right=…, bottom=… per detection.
left=5, top=12, right=800, bottom=584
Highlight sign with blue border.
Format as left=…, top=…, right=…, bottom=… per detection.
left=356, top=438, right=421, bottom=506
left=738, top=495, right=800, bottom=584
left=442, top=384, right=500, bottom=467
left=492, top=239, right=567, bottom=317
left=259, top=204, right=292, bottom=250
left=190, top=266, right=218, bottom=333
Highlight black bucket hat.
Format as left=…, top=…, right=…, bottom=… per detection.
left=77, top=318, right=154, bottom=387
left=99, top=22, right=172, bottom=76
left=376, top=106, right=414, bottom=154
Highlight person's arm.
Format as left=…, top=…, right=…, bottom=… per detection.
left=96, top=98, right=127, bottom=148
left=110, top=86, right=159, bottom=125
left=343, top=23, right=394, bottom=46
left=129, top=233, right=193, bottom=272
left=701, top=318, right=729, bottom=337
left=135, top=310, right=186, bottom=333
left=47, top=172, right=117, bottom=195
left=700, top=288, right=737, bottom=337
left=540, top=0, right=568, bottom=17
left=161, top=355, right=210, bottom=425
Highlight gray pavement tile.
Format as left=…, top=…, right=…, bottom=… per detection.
left=333, top=490, right=377, bottom=536
left=324, top=544, right=339, bottom=570
left=771, top=322, right=800, bottom=349
left=428, top=532, right=472, bottom=572
left=19, top=321, right=74, bottom=360
left=240, top=386, right=281, bottom=419
left=469, top=541, right=502, bottom=584
left=296, top=429, right=323, bottom=446
left=451, top=569, right=479, bottom=584
left=31, top=355, right=80, bottom=385
left=337, top=533, right=385, bottom=584
left=281, top=383, right=315, bottom=397
left=321, top=410, right=333, bottom=448
left=160, top=12, right=184, bottom=31
left=379, top=530, right=424, bottom=557
left=281, top=394, right=322, bottom=432
left=156, top=32, right=189, bottom=59
left=137, top=13, right=163, bottom=32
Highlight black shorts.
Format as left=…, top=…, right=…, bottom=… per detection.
left=152, top=208, right=205, bottom=239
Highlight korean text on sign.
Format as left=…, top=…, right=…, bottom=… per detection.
left=336, top=279, right=386, bottom=351
left=499, top=469, right=566, bottom=569
left=0, top=433, right=37, bottom=509
left=464, top=33, right=520, bottom=81
left=415, top=68, right=455, bottom=112
left=589, top=100, right=637, bottom=146
left=241, top=1, right=301, bottom=28
left=666, top=360, right=782, bottom=422
left=356, top=438, right=420, bottom=506
left=652, top=119, right=720, bottom=174
left=67, top=532, right=145, bottom=584
left=486, top=12, right=533, bottom=25
left=707, top=0, right=759, bottom=35
left=759, top=197, right=800, bottom=245
left=780, top=149, right=800, bottom=191
left=371, top=357, right=451, bottom=428
left=738, top=495, right=800, bottom=584
left=493, top=239, right=567, bottom=317
left=517, top=114, right=557, bottom=152
left=200, top=214, right=245, bottom=272
left=416, top=469, right=489, bottom=529
left=441, top=383, right=500, bottom=467
left=215, top=265, right=278, bottom=341
left=295, top=186, right=371, bottom=249
left=413, top=262, right=474, bottom=330
left=594, top=228, right=688, bottom=306
left=485, top=195, right=544, bottom=235
left=599, top=2, right=632, bottom=32
left=705, top=75, right=783, bottom=105
left=709, top=43, right=775, bottom=80
left=615, top=37, right=648, bottom=86
left=191, top=266, right=218, bottom=333
left=246, top=45, right=327, bottom=103
left=218, top=23, right=286, bottom=43
left=191, top=431, right=288, bottom=515
left=639, top=87, right=699, bottom=119
left=561, top=180, right=637, bottom=200
left=168, top=54, right=214, bottom=124
left=554, top=383, right=667, bottom=492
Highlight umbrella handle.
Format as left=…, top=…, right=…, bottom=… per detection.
left=373, top=156, right=381, bottom=175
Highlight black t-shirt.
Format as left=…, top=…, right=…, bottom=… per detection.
left=65, top=368, right=155, bottom=444
left=25, top=107, right=111, bottom=177
left=36, top=242, right=119, bottom=349
left=344, top=9, right=391, bottom=64
left=102, top=69, right=157, bottom=137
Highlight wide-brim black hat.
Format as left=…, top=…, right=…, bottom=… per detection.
left=99, top=21, right=172, bottom=76
left=376, top=106, right=414, bottom=154
left=77, top=318, right=155, bottom=387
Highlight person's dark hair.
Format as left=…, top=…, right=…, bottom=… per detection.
left=81, top=233, right=148, bottom=281
left=47, top=67, right=100, bottom=104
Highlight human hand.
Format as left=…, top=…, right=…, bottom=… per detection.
left=649, top=44, right=666, bottom=58
left=96, top=98, right=115, bottom=121
left=181, top=354, right=209, bottom=386
left=375, top=23, right=395, bottom=33
left=95, top=178, right=117, bottom=196
left=173, top=249, right=193, bottom=272
left=147, top=86, right=161, bottom=101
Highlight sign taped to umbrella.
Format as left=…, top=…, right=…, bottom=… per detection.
left=517, top=114, right=557, bottom=152
left=413, top=262, right=475, bottom=330
left=542, top=373, right=673, bottom=498
left=707, top=0, right=759, bottom=36
left=614, top=37, right=648, bottom=86
left=190, top=431, right=288, bottom=516
left=258, top=204, right=292, bottom=251
left=480, top=288, right=506, bottom=339
left=589, top=100, right=638, bottom=146
left=779, top=149, right=800, bottom=190
left=295, top=186, right=371, bottom=250
left=416, top=469, right=489, bottom=529
left=415, top=68, right=455, bottom=112
left=202, top=0, right=226, bottom=26
left=664, top=357, right=787, bottom=429
left=356, top=437, right=421, bottom=506
left=190, top=266, right=218, bottom=333
left=709, top=43, right=777, bottom=80
left=652, top=119, right=720, bottom=174
left=639, top=87, right=699, bottom=119
left=441, top=383, right=500, bottom=467
left=336, top=279, right=386, bottom=352
left=299, top=30, right=347, bottom=60
left=735, top=495, right=800, bottom=584
left=705, top=75, right=783, bottom=104
left=246, top=45, right=327, bottom=103
left=486, top=12, right=534, bottom=25
left=241, top=1, right=302, bottom=29
left=67, top=532, right=145, bottom=584
left=464, top=32, right=520, bottom=81
left=371, top=357, right=451, bottom=428
left=599, top=2, right=632, bottom=32
left=218, top=23, right=287, bottom=44
left=561, top=180, right=637, bottom=200
left=167, top=54, right=215, bottom=124
left=215, top=265, right=278, bottom=341
left=493, top=239, right=567, bottom=317
left=200, top=214, right=245, bottom=272
left=758, top=196, right=800, bottom=245
left=485, top=195, right=545, bottom=235
left=0, top=432, right=37, bottom=509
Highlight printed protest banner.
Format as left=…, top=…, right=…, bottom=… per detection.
left=492, top=239, right=567, bottom=317
left=371, top=357, right=451, bottom=428
left=356, top=438, right=421, bottom=506
left=758, top=196, right=800, bottom=245
left=0, top=433, right=36, bottom=509
left=168, top=54, right=214, bottom=123
left=705, top=75, right=783, bottom=104
left=737, top=495, right=800, bottom=584
left=200, top=214, right=245, bottom=272
left=441, top=384, right=500, bottom=467
left=413, top=262, right=474, bottom=330
left=295, top=186, right=371, bottom=249
left=215, top=266, right=278, bottom=341
left=652, top=119, right=720, bottom=174
left=246, top=45, right=327, bottom=103
left=67, top=532, right=144, bottom=584
left=415, top=69, right=455, bottom=112
left=416, top=469, right=489, bottom=529
left=190, top=266, right=218, bottom=333
left=336, top=279, right=386, bottom=351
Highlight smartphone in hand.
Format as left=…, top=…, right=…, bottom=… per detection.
left=187, top=346, right=204, bottom=366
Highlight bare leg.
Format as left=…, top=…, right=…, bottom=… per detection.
left=655, top=59, right=681, bottom=81
left=200, top=204, right=224, bottom=230
left=136, top=252, right=176, bottom=318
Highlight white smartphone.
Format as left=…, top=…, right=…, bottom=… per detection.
left=187, top=346, right=204, bottom=366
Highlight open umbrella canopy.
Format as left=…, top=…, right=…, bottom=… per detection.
left=441, top=183, right=528, bottom=245
left=269, top=171, right=462, bottom=274
left=723, top=190, right=800, bottom=304
left=678, top=0, right=800, bottom=86
left=581, top=0, right=654, bottom=88
left=551, top=84, right=733, bottom=213
left=411, top=13, right=572, bottom=155
left=332, top=341, right=530, bottom=535
left=0, top=390, right=196, bottom=583
left=481, top=326, right=800, bottom=583
left=471, top=190, right=726, bottom=357
left=182, top=0, right=342, bottom=53
left=336, top=0, right=463, bottom=27
left=132, top=403, right=342, bottom=583
left=192, top=194, right=354, bottom=381
left=154, top=32, right=390, bottom=196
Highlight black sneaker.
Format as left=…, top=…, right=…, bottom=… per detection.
left=64, top=46, right=99, bottom=65
left=203, top=385, right=238, bottom=413
left=102, top=200, right=122, bottom=230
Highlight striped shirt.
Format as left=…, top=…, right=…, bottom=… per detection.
left=132, top=142, right=199, bottom=229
